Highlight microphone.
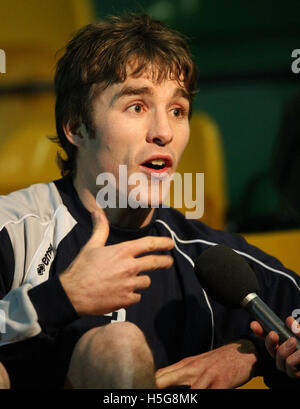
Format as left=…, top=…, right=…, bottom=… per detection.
left=194, top=244, right=300, bottom=349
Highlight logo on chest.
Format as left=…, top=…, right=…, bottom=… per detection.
left=37, top=244, right=54, bottom=275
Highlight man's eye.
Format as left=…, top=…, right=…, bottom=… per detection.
left=128, top=104, right=143, bottom=113
left=173, top=107, right=187, bottom=118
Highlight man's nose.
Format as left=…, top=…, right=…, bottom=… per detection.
left=146, top=110, right=173, bottom=146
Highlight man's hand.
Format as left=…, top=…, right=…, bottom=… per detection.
left=250, top=316, right=300, bottom=379
left=59, top=210, right=174, bottom=316
left=155, top=340, right=258, bottom=389
left=0, top=363, right=10, bottom=389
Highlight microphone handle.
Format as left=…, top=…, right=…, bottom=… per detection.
left=243, top=293, right=300, bottom=350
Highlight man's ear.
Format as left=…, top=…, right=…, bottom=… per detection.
left=63, top=122, right=89, bottom=148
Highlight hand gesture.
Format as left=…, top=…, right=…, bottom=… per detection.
left=60, top=210, right=174, bottom=316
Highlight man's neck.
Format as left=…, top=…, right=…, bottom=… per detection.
left=73, top=173, right=154, bottom=229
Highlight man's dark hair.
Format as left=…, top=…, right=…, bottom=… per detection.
left=53, top=13, right=198, bottom=176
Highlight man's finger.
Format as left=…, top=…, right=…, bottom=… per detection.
left=90, top=210, right=110, bottom=246
left=286, top=348, right=300, bottom=378
left=156, top=356, right=198, bottom=378
left=265, top=331, right=280, bottom=359
left=250, top=321, right=266, bottom=338
left=275, top=337, right=297, bottom=373
left=286, top=316, right=300, bottom=337
left=156, top=368, right=191, bottom=389
left=125, top=236, right=174, bottom=256
left=135, top=254, right=174, bottom=273
left=134, top=275, right=151, bottom=290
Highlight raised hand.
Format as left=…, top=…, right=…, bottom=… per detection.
left=59, top=210, right=174, bottom=316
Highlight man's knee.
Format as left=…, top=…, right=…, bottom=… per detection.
left=72, top=321, right=152, bottom=363
left=67, top=321, right=155, bottom=388
left=0, top=362, right=10, bottom=389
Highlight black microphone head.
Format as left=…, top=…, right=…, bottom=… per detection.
left=194, top=244, right=259, bottom=308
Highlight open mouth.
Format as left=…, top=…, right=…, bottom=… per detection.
left=140, top=158, right=172, bottom=174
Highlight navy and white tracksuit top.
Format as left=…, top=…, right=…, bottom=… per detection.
left=0, top=176, right=299, bottom=388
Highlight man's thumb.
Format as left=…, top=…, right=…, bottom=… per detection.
left=90, top=210, right=109, bottom=246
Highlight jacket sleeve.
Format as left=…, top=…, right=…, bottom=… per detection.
left=0, top=227, right=78, bottom=347
left=0, top=227, right=41, bottom=345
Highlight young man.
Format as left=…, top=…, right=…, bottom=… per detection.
left=0, top=13, right=299, bottom=389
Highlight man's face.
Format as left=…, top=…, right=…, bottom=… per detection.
left=79, top=67, right=190, bottom=207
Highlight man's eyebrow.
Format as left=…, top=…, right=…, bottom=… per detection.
left=109, top=85, right=190, bottom=106
left=172, top=87, right=190, bottom=102
left=110, top=86, right=153, bottom=106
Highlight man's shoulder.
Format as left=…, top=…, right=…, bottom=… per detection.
left=0, top=181, right=63, bottom=228
left=155, top=206, right=246, bottom=248
left=0, top=180, right=78, bottom=289
left=155, top=207, right=300, bottom=290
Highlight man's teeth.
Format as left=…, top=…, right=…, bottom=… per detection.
left=150, top=159, right=165, bottom=166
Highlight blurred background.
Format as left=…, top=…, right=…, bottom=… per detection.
left=0, top=0, right=299, bottom=388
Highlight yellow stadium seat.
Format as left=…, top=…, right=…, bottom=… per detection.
left=0, top=104, right=61, bottom=194
left=0, top=0, right=94, bottom=56
left=0, top=0, right=93, bottom=193
left=176, top=112, right=227, bottom=230
left=243, top=229, right=300, bottom=275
